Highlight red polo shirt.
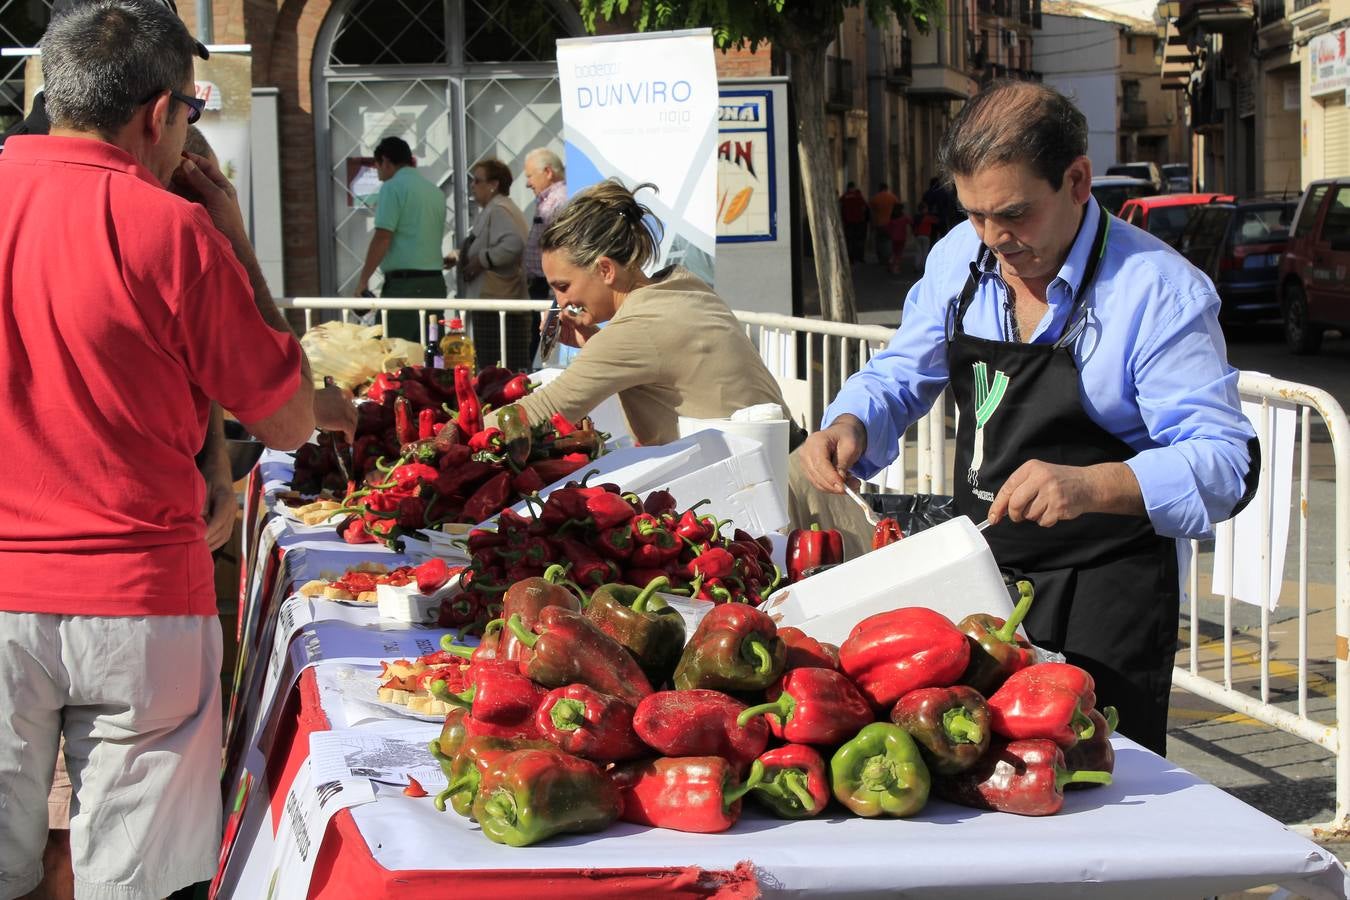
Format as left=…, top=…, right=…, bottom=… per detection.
left=0, top=136, right=303, bottom=616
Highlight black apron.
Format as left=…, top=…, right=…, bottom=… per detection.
left=948, top=211, right=1179, bottom=755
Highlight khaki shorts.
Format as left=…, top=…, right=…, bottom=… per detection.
left=48, top=739, right=70, bottom=830
left=0, top=613, right=223, bottom=900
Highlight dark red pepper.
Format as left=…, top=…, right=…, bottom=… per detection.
left=932, top=738, right=1112, bottom=816
left=958, top=580, right=1037, bottom=695
left=778, top=626, right=840, bottom=671
left=506, top=605, right=654, bottom=706
left=461, top=470, right=513, bottom=523
left=453, top=365, right=482, bottom=437
left=1062, top=706, right=1117, bottom=788
left=633, top=689, right=770, bottom=773
left=394, top=396, right=416, bottom=445
left=737, top=667, right=873, bottom=746
left=750, top=744, right=831, bottom=819
left=535, top=684, right=647, bottom=762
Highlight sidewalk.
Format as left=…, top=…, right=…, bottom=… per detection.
left=799, top=251, right=918, bottom=329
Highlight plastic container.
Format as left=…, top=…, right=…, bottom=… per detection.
left=758, top=516, right=1015, bottom=646
left=439, top=317, right=476, bottom=371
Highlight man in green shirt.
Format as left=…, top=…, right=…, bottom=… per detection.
left=356, top=136, right=447, bottom=341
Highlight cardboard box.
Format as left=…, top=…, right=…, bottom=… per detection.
left=758, top=516, right=1014, bottom=645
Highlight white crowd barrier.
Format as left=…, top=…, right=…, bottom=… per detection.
left=279, top=296, right=1350, bottom=839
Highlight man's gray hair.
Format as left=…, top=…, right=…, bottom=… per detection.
left=937, top=80, right=1088, bottom=191
left=42, top=0, right=198, bottom=137
left=526, top=147, right=565, bottom=181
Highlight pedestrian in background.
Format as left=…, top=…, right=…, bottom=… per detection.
left=886, top=201, right=912, bottom=276
left=840, top=181, right=869, bottom=263
left=355, top=135, right=447, bottom=342
left=522, top=147, right=568, bottom=364
left=869, top=182, right=899, bottom=267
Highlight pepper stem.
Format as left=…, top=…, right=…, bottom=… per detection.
left=433, top=783, right=454, bottom=813
left=1072, top=709, right=1096, bottom=742
left=550, top=698, right=587, bottom=731
left=1101, top=705, right=1119, bottom=734
left=994, top=581, right=1036, bottom=643
left=722, top=759, right=765, bottom=809
left=1057, top=769, right=1113, bottom=790
left=860, top=755, right=898, bottom=793
left=542, top=563, right=570, bottom=584
left=437, top=637, right=475, bottom=659
left=427, top=739, right=450, bottom=766
left=736, top=694, right=791, bottom=728
left=632, top=576, right=670, bottom=613
left=506, top=613, right=538, bottom=649
left=482, top=791, right=518, bottom=826
left=779, top=770, right=817, bottom=812
left=445, top=772, right=477, bottom=796
left=942, top=707, right=983, bottom=745
left=742, top=636, right=774, bottom=675
left=428, top=680, right=474, bottom=708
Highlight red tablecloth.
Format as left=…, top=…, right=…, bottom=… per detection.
left=267, top=669, right=760, bottom=899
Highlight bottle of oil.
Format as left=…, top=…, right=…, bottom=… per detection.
left=439, top=317, right=476, bottom=371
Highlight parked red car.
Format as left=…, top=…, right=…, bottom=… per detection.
left=1119, top=193, right=1233, bottom=247
left=1280, top=178, right=1350, bottom=354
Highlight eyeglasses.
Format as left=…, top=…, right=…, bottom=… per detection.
left=139, top=88, right=205, bottom=125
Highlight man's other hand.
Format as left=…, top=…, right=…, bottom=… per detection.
left=172, top=152, right=248, bottom=250
left=988, top=460, right=1144, bottom=527
left=314, top=383, right=357, bottom=442
left=798, top=415, right=867, bottom=494
left=202, top=477, right=236, bottom=552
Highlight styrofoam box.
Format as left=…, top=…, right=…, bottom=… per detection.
left=486, top=429, right=778, bottom=527
left=758, top=516, right=1015, bottom=646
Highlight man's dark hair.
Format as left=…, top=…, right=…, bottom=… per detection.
left=878, top=183, right=889, bottom=191
left=374, top=136, right=414, bottom=166
left=42, top=0, right=198, bottom=137
left=937, top=80, right=1088, bottom=191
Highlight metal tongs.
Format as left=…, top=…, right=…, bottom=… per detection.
left=322, top=376, right=355, bottom=484
left=843, top=482, right=993, bottom=532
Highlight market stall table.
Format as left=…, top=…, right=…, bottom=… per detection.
left=214, top=452, right=1350, bottom=899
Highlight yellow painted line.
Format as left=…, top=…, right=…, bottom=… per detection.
left=1178, top=627, right=1334, bottom=698
left=1168, top=706, right=1264, bottom=727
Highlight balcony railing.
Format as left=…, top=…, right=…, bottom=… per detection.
left=1121, top=98, right=1149, bottom=128
left=1258, top=0, right=1286, bottom=23
left=1293, top=0, right=1321, bottom=11
left=826, top=55, right=855, bottom=109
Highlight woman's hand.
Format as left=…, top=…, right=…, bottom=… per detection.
left=558, top=314, right=598, bottom=348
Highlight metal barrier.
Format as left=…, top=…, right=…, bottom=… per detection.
left=280, top=297, right=1350, bottom=837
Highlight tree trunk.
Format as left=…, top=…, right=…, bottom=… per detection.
left=786, top=41, right=857, bottom=324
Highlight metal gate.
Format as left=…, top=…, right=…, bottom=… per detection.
left=311, top=0, right=581, bottom=296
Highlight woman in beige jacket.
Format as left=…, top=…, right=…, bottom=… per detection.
left=454, top=158, right=528, bottom=299
left=512, top=180, right=788, bottom=446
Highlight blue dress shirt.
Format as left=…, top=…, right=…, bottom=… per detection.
left=823, top=198, right=1255, bottom=541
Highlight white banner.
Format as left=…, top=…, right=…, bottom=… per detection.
left=557, top=29, right=719, bottom=285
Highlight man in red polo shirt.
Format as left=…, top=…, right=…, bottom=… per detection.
left=0, top=2, right=350, bottom=897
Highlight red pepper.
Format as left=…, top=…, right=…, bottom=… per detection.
left=366, top=372, right=401, bottom=403
left=736, top=667, right=873, bottom=746
left=520, top=456, right=588, bottom=487
left=750, top=745, right=831, bottom=819
left=560, top=538, right=618, bottom=588
left=595, top=524, right=634, bottom=561
left=496, top=564, right=582, bottom=663
left=778, top=626, right=840, bottom=671
left=386, top=461, right=440, bottom=491
left=453, top=365, right=482, bottom=437
left=394, top=396, right=417, bottom=445
left=786, top=523, right=845, bottom=583
left=468, top=427, right=503, bottom=453
left=512, top=466, right=545, bottom=496
left=498, top=373, right=533, bottom=403
left=339, top=514, right=376, bottom=544
left=395, top=496, right=426, bottom=530
left=506, top=605, right=654, bottom=706
left=417, top=408, right=439, bottom=441
left=473, top=366, right=514, bottom=397
left=549, top=412, right=577, bottom=435
left=633, top=689, right=770, bottom=773
left=642, top=490, right=677, bottom=516
left=461, top=470, right=513, bottom=523
left=413, top=558, right=453, bottom=593
left=873, top=517, right=904, bottom=549
left=673, top=500, right=714, bottom=543
left=535, top=684, right=647, bottom=762
left=685, top=547, right=736, bottom=581
left=672, top=603, right=787, bottom=693
left=987, top=662, right=1099, bottom=749
left=1062, top=706, right=1118, bottom=787
left=402, top=776, right=428, bottom=798
left=431, top=667, right=546, bottom=741
left=838, top=607, right=971, bottom=709
left=609, top=756, right=764, bottom=834
left=933, top=738, right=1112, bottom=816
left=958, top=580, right=1037, bottom=695
left=583, top=491, right=636, bottom=530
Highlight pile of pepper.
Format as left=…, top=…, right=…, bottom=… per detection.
left=449, top=475, right=783, bottom=629
left=290, top=363, right=544, bottom=495
left=319, top=369, right=608, bottom=551
left=418, top=575, right=1120, bottom=847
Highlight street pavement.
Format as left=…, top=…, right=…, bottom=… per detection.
left=802, top=250, right=1350, bottom=847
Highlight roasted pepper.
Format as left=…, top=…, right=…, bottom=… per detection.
left=633, top=689, right=770, bottom=773
left=957, top=580, right=1036, bottom=695
left=889, top=685, right=992, bottom=775
left=1062, top=706, right=1118, bottom=788
left=737, top=667, right=873, bottom=747
left=506, top=606, right=654, bottom=705
left=786, top=524, right=845, bottom=583
left=750, top=744, right=831, bottom=819
left=610, top=756, right=764, bottom=834
left=473, top=748, right=621, bottom=846
left=583, top=576, right=687, bottom=687
left=838, top=607, right=971, bottom=709
left=987, top=662, right=1098, bottom=749
left=672, top=602, right=786, bottom=693
left=872, top=517, right=903, bottom=549
left=535, top=684, right=647, bottom=762
left=830, top=722, right=931, bottom=818
left=932, top=738, right=1112, bottom=816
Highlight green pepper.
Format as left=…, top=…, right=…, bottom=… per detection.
left=438, top=735, right=551, bottom=815
left=830, top=722, right=931, bottom=818
left=496, top=404, right=532, bottom=470
left=584, top=576, right=687, bottom=687
left=472, top=748, right=621, bottom=847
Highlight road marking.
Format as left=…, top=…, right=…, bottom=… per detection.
left=1168, top=706, right=1263, bottom=727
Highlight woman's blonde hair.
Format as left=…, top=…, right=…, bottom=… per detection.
left=540, top=179, right=664, bottom=271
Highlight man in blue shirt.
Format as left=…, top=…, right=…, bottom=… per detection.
left=799, top=81, right=1257, bottom=755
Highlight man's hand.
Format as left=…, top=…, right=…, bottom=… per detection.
left=315, top=383, right=357, bottom=442
left=203, top=477, right=237, bottom=552
left=172, top=152, right=248, bottom=251
left=798, top=415, right=868, bottom=493
left=988, top=460, right=1145, bottom=527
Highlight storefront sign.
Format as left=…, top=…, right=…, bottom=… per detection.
left=716, top=90, right=776, bottom=243
left=557, top=29, right=719, bottom=284
left=1309, top=27, right=1349, bottom=97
